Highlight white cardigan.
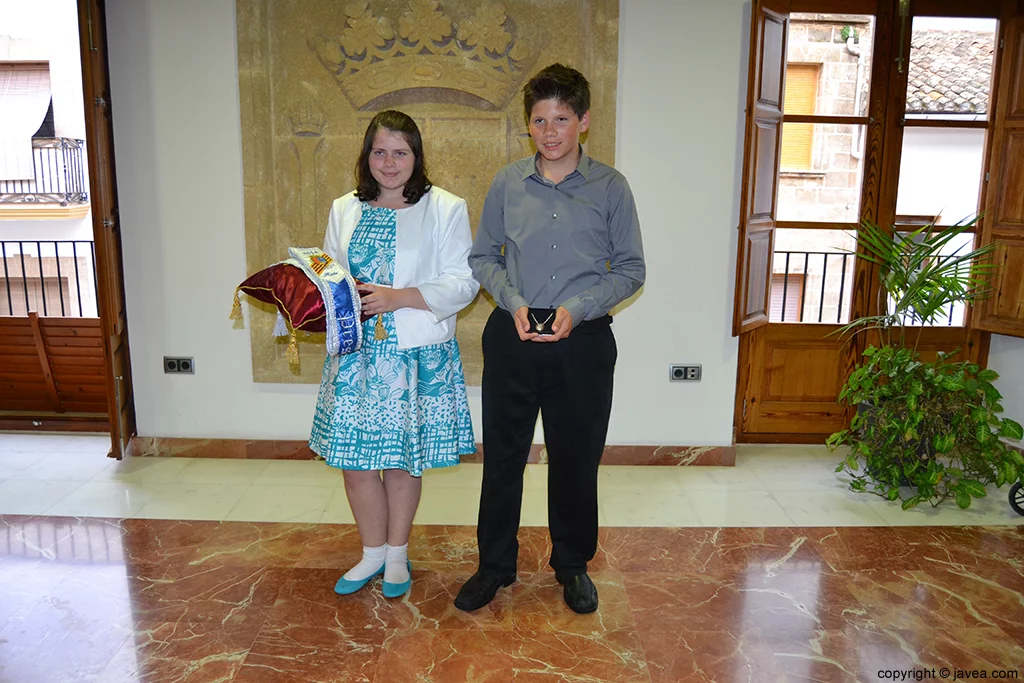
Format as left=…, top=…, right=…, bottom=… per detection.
left=323, top=186, right=479, bottom=350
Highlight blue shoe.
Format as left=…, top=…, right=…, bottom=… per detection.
left=333, top=565, right=384, bottom=596
left=382, top=561, right=412, bottom=599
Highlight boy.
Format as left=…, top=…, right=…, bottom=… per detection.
left=457, top=63, right=645, bottom=614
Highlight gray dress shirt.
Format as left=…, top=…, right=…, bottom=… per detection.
left=469, top=151, right=645, bottom=324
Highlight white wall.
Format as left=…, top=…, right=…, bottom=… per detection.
left=990, top=335, right=1024, bottom=430
left=0, top=0, right=87, bottom=141
left=0, top=0, right=93, bottom=252
left=896, top=128, right=985, bottom=226
left=105, top=0, right=746, bottom=444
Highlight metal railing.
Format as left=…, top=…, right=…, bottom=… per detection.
left=771, top=250, right=961, bottom=326
left=0, top=138, right=88, bottom=206
left=1, top=240, right=98, bottom=317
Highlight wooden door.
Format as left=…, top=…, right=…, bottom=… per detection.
left=737, top=0, right=1005, bottom=443
left=975, top=2, right=1024, bottom=336
left=78, top=0, right=136, bottom=458
left=733, top=0, right=790, bottom=336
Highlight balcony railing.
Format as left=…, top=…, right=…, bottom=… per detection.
left=1, top=240, right=99, bottom=318
left=0, top=138, right=88, bottom=206
left=771, top=250, right=962, bottom=326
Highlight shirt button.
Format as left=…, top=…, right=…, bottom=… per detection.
left=550, top=275, right=556, bottom=280
left=552, top=213, right=558, bottom=219
left=551, top=244, right=557, bottom=249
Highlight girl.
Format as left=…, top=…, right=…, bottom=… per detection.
left=309, top=110, right=478, bottom=598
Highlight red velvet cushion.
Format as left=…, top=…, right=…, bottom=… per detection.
left=238, top=263, right=371, bottom=332
left=238, top=263, right=327, bottom=332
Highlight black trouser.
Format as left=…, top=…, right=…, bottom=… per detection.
left=476, top=307, right=617, bottom=577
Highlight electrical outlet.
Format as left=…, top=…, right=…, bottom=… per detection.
left=669, top=364, right=701, bottom=382
left=163, top=356, right=195, bottom=374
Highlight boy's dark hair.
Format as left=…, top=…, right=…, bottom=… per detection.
left=522, top=63, right=591, bottom=122
left=355, top=110, right=432, bottom=204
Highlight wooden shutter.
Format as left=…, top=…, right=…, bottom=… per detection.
left=975, top=3, right=1024, bottom=338
left=79, top=0, right=137, bottom=458
left=781, top=64, right=817, bottom=169
left=733, top=0, right=790, bottom=336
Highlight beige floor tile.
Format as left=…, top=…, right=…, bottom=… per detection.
left=0, top=479, right=87, bottom=515
left=600, top=488, right=700, bottom=527
left=132, top=482, right=250, bottom=521
left=45, top=481, right=157, bottom=518
left=687, top=489, right=795, bottom=527
left=225, top=484, right=336, bottom=523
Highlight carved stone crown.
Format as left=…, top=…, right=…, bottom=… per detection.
left=309, top=1, right=547, bottom=110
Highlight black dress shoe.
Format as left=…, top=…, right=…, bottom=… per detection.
left=454, top=570, right=516, bottom=612
left=556, top=572, right=599, bottom=614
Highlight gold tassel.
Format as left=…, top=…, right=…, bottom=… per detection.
left=229, top=289, right=243, bottom=322
left=374, top=313, right=389, bottom=341
left=286, top=329, right=300, bottom=366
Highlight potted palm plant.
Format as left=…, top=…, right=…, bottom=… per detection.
left=826, top=217, right=1024, bottom=510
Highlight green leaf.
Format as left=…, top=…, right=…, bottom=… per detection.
left=901, top=496, right=923, bottom=510
left=999, top=419, right=1024, bottom=440
left=942, top=376, right=964, bottom=391
left=961, top=479, right=987, bottom=498
left=977, top=369, right=999, bottom=382
left=955, top=491, right=972, bottom=509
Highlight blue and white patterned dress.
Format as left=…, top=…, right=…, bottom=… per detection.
left=309, top=204, right=475, bottom=476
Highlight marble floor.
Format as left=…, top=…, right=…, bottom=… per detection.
left=0, top=433, right=1022, bottom=682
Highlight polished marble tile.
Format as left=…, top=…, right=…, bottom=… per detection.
left=188, top=522, right=334, bottom=568
left=97, top=620, right=262, bottom=683
left=373, top=626, right=650, bottom=682
left=3, top=434, right=1024, bottom=681
left=233, top=623, right=384, bottom=682
left=0, top=517, right=1019, bottom=683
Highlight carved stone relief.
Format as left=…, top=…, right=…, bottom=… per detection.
left=236, top=0, right=619, bottom=383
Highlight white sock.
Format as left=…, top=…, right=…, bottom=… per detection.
left=384, top=543, right=409, bottom=584
left=342, top=544, right=386, bottom=582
